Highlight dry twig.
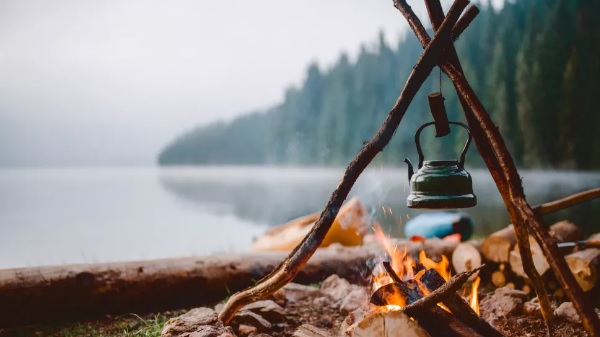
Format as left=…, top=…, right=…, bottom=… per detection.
left=534, top=187, right=600, bottom=216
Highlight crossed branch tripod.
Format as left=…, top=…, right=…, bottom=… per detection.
left=218, top=1, right=600, bottom=335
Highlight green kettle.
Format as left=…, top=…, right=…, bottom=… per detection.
left=404, top=121, right=477, bottom=209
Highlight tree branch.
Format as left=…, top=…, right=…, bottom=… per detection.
left=534, top=187, right=600, bottom=216
left=217, top=0, right=470, bottom=325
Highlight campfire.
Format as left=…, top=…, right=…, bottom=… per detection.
left=340, top=225, right=498, bottom=337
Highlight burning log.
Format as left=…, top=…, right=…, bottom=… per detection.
left=565, top=238, right=600, bottom=292
left=369, top=264, right=495, bottom=337
left=418, top=269, right=504, bottom=337
left=508, top=221, right=583, bottom=278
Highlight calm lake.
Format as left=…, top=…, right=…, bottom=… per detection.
left=1, top=166, right=599, bottom=269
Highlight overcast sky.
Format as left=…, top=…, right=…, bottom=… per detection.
left=0, top=0, right=501, bottom=167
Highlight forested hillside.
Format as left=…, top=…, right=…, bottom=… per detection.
left=158, top=0, right=600, bottom=169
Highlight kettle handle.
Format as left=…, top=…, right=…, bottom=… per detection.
left=415, top=121, right=472, bottom=169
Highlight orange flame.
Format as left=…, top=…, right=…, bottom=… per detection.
left=371, top=223, right=458, bottom=310
left=372, top=223, right=416, bottom=284
left=419, top=250, right=451, bottom=281
left=469, top=276, right=481, bottom=315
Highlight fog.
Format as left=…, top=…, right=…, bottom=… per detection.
left=0, top=0, right=504, bottom=167
left=0, top=0, right=405, bottom=167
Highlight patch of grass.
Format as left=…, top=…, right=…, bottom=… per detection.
left=0, top=312, right=175, bottom=337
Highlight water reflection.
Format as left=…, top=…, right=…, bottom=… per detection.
left=158, top=167, right=600, bottom=238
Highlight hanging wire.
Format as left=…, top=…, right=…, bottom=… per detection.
left=439, top=66, right=442, bottom=93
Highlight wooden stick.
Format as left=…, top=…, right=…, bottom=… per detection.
left=428, top=92, right=451, bottom=137
left=217, top=0, right=470, bottom=325
left=402, top=266, right=483, bottom=315
left=451, top=5, right=480, bottom=41
left=383, top=261, right=404, bottom=284
left=393, top=2, right=600, bottom=334
left=413, top=306, right=484, bottom=337
left=534, top=187, right=600, bottom=216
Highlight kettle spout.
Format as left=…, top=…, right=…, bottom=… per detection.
left=404, top=158, right=414, bottom=182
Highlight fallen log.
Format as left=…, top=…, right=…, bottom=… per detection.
left=0, top=246, right=374, bottom=328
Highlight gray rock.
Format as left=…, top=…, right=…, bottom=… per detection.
left=271, top=288, right=288, bottom=306
left=555, top=302, right=581, bottom=323
left=480, top=286, right=527, bottom=322
left=523, top=297, right=556, bottom=316
left=232, top=311, right=272, bottom=333
left=237, top=324, right=257, bottom=337
left=214, top=303, right=225, bottom=314
left=312, top=296, right=332, bottom=307
left=283, top=283, right=319, bottom=303
left=161, top=307, right=237, bottom=337
left=339, top=288, right=368, bottom=315
left=554, top=301, right=600, bottom=324
left=243, top=300, right=286, bottom=323
left=320, top=275, right=358, bottom=303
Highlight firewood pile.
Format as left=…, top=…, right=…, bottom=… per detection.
left=474, top=221, right=600, bottom=297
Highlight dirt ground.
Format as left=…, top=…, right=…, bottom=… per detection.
left=0, top=281, right=593, bottom=337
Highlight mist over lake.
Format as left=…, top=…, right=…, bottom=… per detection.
left=1, top=166, right=598, bottom=269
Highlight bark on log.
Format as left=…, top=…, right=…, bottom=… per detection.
left=0, top=247, right=373, bottom=327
